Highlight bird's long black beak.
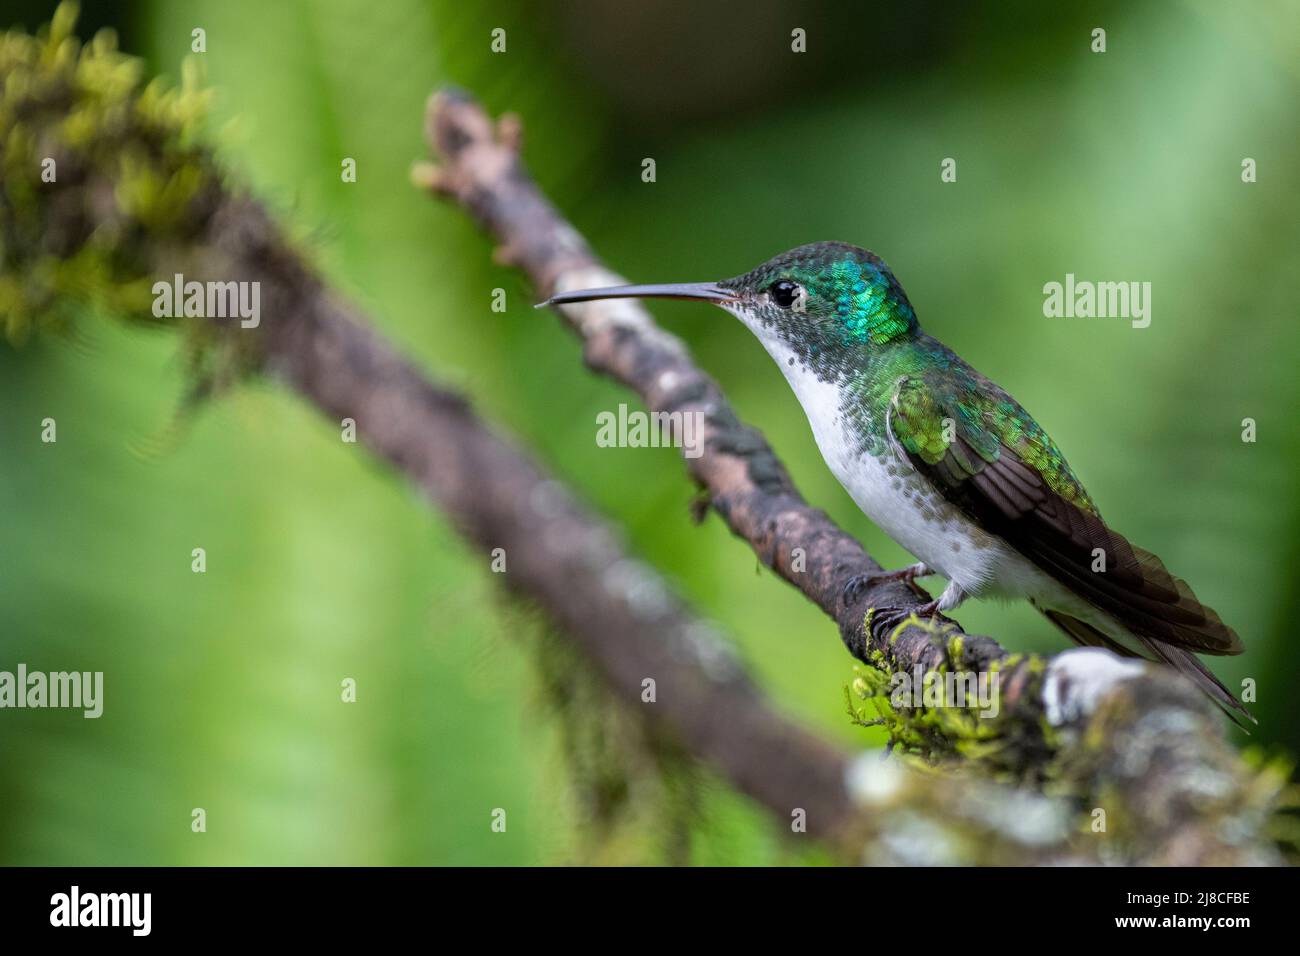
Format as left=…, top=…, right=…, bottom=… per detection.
left=537, top=282, right=738, bottom=308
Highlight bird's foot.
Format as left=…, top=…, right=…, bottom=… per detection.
left=865, top=581, right=968, bottom=635
left=841, top=562, right=933, bottom=607
left=869, top=601, right=943, bottom=634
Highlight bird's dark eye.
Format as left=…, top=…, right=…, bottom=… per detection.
left=770, top=280, right=800, bottom=309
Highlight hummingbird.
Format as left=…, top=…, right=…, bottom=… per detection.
left=542, top=242, right=1251, bottom=724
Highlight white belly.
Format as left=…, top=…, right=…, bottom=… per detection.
left=751, top=333, right=1065, bottom=601
left=815, top=412, right=1028, bottom=594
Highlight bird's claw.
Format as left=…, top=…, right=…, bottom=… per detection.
left=841, top=572, right=876, bottom=607
left=840, top=563, right=931, bottom=607
left=911, top=600, right=942, bottom=619
left=867, top=601, right=946, bottom=638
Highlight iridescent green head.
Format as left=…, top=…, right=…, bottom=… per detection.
left=718, top=241, right=918, bottom=348
left=542, top=242, right=919, bottom=371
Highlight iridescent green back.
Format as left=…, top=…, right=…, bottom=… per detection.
left=886, top=350, right=1099, bottom=517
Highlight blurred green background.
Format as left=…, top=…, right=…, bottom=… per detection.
left=1, top=0, right=1297, bottom=864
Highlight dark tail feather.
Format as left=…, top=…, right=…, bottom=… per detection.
left=1025, top=531, right=1244, bottom=656
left=1039, top=609, right=1254, bottom=730
left=1040, top=608, right=1139, bottom=658
left=1140, top=637, right=1255, bottom=730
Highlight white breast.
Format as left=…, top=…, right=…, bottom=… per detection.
left=738, top=318, right=1054, bottom=600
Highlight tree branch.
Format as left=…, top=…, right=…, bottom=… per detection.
left=417, top=90, right=1017, bottom=697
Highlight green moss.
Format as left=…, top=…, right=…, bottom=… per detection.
left=0, top=2, right=221, bottom=345
left=850, top=608, right=1057, bottom=781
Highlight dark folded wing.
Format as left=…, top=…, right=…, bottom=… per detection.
left=887, top=374, right=1242, bottom=656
